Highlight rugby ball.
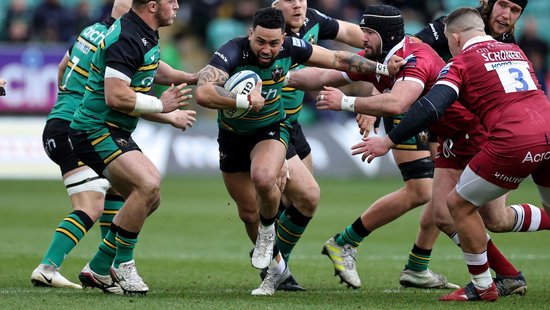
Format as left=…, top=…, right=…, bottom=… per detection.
left=222, top=70, right=262, bottom=119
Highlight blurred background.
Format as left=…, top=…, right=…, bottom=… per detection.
left=0, top=0, right=548, bottom=180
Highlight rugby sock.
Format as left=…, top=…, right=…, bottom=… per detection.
left=404, top=244, right=432, bottom=271
left=276, top=204, right=312, bottom=262
left=510, top=204, right=550, bottom=231
left=269, top=250, right=286, bottom=274
left=335, top=217, right=370, bottom=247
left=486, top=237, right=518, bottom=277
left=259, top=213, right=277, bottom=227
left=113, top=227, right=139, bottom=268
left=276, top=200, right=287, bottom=219
left=99, top=194, right=124, bottom=239
left=463, top=251, right=492, bottom=290
left=89, top=224, right=118, bottom=275
left=41, top=210, right=93, bottom=267
left=451, top=231, right=518, bottom=277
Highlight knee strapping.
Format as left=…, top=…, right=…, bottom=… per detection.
left=64, top=168, right=110, bottom=196
left=397, top=157, right=434, bottom=181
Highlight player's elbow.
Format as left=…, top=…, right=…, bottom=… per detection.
left=385, top=103, right=408, bottom=115
left=194, top=85, right=209, bottom=107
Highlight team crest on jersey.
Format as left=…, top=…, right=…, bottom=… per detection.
left=418, top=131, right=429, bottom=145
left=403, top=54, right=417, bottom=68
left=116, top=138, right=129, bottom=148
left=438, top=62, right=452, bottom=79
left=272, top=66, right=285, bottom=82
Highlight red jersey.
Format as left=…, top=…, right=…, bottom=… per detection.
left=436, top=35, right=549, bottom=132
left=344, top=36, right=481, bottom=140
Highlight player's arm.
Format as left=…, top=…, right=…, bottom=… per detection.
left=351, top=84, right=457, bottom=163
left=287, top=67, right=349, bottom=91
left=194, top=65, right=264, bottom=112
left=104, top=72, right=191, bottom=114
left=154, top=60, right=200, bottom=86
left=334, top=20, right=364, bottom=49
left=305, top=44, right=405, bottom=76
left=341, top=80, right=424, bottom=116
left=141, top=109, right=196, bottom=131
left=57, top=53, right=69, bottom=87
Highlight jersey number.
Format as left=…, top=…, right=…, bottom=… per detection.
left=495, top=62, right=537, bottom=93
left=61, top=56, right=81, bottom=89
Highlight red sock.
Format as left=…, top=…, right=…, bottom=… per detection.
left=510, top=204, right=550, bottom=231
left=486, top=239, right=518, bottom=276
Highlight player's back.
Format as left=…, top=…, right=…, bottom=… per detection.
left=48, top=18, right=114, bottom=121
left=443, top=38, right=548, bottom=131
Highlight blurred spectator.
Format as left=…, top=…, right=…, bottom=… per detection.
left=30, top=0, right=75, bottom=42
left=205, top=2, right=247, bottom=52
left=1, top=0, right=32, bottom=41
left=189, top=0, right=222, bottom=46
left=72, top=1, right=94, bottom=34
left=97, top=0, right=115, bottom=22
left=519, top=17, right=549, bottom=94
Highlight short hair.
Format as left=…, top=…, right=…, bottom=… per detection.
left=133, top=0, right=158, bottom=6
left=444, top=7, right=485, bottom=33
left=252, top=7, right=285, bottom=31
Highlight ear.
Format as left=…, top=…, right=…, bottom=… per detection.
left=248, top=27, right=254, bottom=40
left=148, top=1, right=157, bottom=13
left=452, top=32, right=461, bottom=47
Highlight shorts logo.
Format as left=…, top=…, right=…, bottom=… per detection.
left=522, top=150, right=550, bottom=163
left=116, top=138, right=129, bottom=148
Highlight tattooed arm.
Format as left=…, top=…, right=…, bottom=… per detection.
left=305, top=45, right=405, bottom=76
left=194, top=65, right=264, bottom=112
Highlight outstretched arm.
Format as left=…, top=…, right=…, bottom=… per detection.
left=316, top=79, right=423, bottom=115
left=155, top=61, right=200, bottom=86
left=287, top=67, right=349, bottom=91
left=305, top=44, right=405, bottom=76
left=334, top=20, right=364, bottom=49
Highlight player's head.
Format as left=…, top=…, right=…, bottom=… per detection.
left=111, top=0, right=132, bottom=19
left=133, top=0, right=179, bottom=28
left=481, top=0, right=526, bottom=38
left=444, top=7, right=486, bottom=56
left=359, top=5, right=404, bottom=60
left=248, top=7, right=286, bottom=68
left=272, top=0, right=307, bottom=32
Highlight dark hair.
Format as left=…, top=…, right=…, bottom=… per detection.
left=252, top=7, right=285, bottom=31
left=133, top=0, right=158, bottom=6
left=445, top=6, right=484, bottom=30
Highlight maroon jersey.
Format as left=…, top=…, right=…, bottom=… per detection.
left=436, top=36, right=548, bottom=132
left=345, top=36, right=482, bottom=143
left=436, top=36, right=550, bottom=188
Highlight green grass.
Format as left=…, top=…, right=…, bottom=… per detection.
left=0, top=177, right=548, bottom=309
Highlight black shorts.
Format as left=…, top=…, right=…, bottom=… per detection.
left=383, top=115, right=430, bottom=151
left=286, top=120, right=312, bottom=160
left=218, top=120, right=291, bottom=173
left=68, top=124, right=141, bottom=177
left=42, top=118, right=82, bottom=175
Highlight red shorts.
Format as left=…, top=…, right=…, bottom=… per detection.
left=434, top=123, right=487, bottom=170
left=468, top=127, right=550, bottom=189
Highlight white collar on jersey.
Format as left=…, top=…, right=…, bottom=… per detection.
left=462, top=35, right=494, bottom=51
left=383, top=38, right=406, bottom=65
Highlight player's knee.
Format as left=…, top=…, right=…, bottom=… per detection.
left=136, top=178, right=161, bottom=206
left=293, top=185, right=320, bottom=215
left=399, top=157, right=433, bottom=205
left=250, top=170, right=277, bottom=195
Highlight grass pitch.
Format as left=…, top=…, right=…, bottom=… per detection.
left=0, top=176, right=548, bottom=309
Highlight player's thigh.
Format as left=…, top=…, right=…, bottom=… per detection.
left=107, top=150, right=161, bottom=197
left=432, top=168, right=461, bottom=222
left=250, top=139, right=287, bottom=182
left=284, top=155, right=320, bottom=205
